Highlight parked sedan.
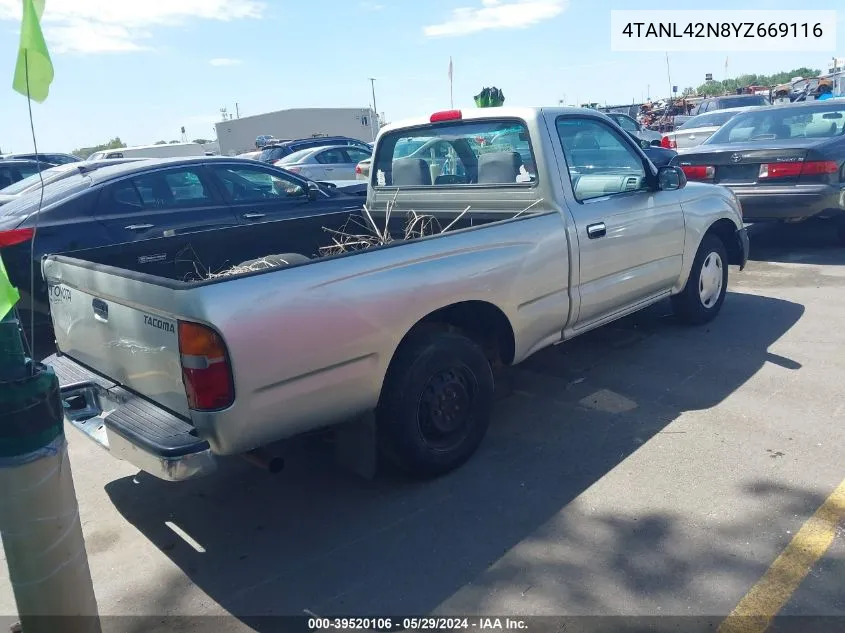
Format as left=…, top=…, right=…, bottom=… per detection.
left=0, top=159, right=55, bottom=190
left=0, top=156, right=365, bottom=318
left=606, top=113, right=662, bottom=146
left=662, top=107, right=763, bottom=150
left=275, top=145, right=372, bottom=181
left=0, top=158, right=143, bottom=206
left=670, top=101, right=845, bottom=240
left=259, top=136, right=371, bottom=163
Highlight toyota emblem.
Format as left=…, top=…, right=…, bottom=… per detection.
left=730, top=153, right=742, bottom=163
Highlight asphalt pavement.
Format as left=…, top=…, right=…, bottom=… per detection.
left=1, top=220, right=843, bottom=633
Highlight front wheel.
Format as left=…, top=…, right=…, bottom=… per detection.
left=377, top=328, right=494, bottom=478
left=671, top=234, right=729, bottom=326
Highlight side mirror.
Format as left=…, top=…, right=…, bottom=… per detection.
left=307, top=183, right=319, bottom=201
left=657, top=165, right=686, bottom=191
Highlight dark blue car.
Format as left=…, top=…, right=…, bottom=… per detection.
left=0, top=156, right=364, bottom=318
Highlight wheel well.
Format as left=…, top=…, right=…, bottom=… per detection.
left=705, top=218, right=742, bottom=265
left=400, top=301, right=516, bottom=368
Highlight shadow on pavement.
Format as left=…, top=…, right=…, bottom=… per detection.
left=103, top=291, right=805, bottom=631
left=748, top=220, right=845, bottom=266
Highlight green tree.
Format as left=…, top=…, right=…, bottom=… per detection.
left=682, top=86, right=695, bottom=97
left=71, top=136, right=126, bottom=160
left=155, top=140, right=167, bottom=145
left=694, top=67, right=821, bottom=97
left=169, top=140, right=179, bottom=144
left=192, top=138, right=212, bottom=145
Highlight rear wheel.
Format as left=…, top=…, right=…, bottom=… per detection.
left=377, top=328, right=494, bottom=478
left=672, top=234, right=729, bottom=325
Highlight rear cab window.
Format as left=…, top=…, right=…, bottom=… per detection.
left=372, top=118, right=538, bottom=187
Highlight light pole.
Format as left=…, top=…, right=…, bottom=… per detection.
left=368, top=77, right=378, bottom=140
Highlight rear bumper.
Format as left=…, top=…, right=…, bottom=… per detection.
left=46, top=353, right=217, bottom=482
left=729, top=183, right=845, bottom=221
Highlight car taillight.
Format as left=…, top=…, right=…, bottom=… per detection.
left=430, top=109, right=462, bottom=123
left=285, top=166, right=301, bottom=173
left=661, top=135, right=676, bottom=149
left=178, top=321, right=234, bottom=411
left=0, top=227, right=34, bottom=248
left=759, top=160, right=838, bottom=179
left=680, top=165, right=715, bottom=180
left=355, top=164, right=362, bottom=174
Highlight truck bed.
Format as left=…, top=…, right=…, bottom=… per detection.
left=43, top=204, right=558, bottom=457
left=49, top=207, right=501, bottom=286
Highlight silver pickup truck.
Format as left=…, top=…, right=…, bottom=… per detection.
left=43, top=107, right=749, bottom=481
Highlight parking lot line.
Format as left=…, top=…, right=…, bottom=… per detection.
left=717, top=478, right=845, bottom=633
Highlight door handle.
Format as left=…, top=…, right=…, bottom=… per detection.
left=324, top=167, right=334, bottom=171
left=125, top=223, right=154, bottom=231
left=586, top=222, right=607, bottom=239
left=243, top=213, right=266, bottom=219
left=92, top=298, right=108, bottom=322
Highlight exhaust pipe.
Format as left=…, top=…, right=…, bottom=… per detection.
left=242, top=448, right=284, bottom=474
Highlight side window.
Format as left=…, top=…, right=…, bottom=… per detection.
left=615, top=116, right=639, bottom=133
left=556, top=117, right=647, bottom=202
left=210, top=165, right=305, bottom=202
left=315, top=149, right=346, bottom=164
left=0, top=167, right=14, bottom=189
left=101, top=168, right=212, bottom=213
left=344, top=148, right=371, bottom=164
left=16, top=164, right=42, bottom=180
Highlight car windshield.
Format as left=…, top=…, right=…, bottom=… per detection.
left=0, top=164, right=73, bottom=195
left=1, top=174, right=91, bottom=217
left=706, top=104, right=845, bottom=145
left=279, top=148, right=317, bottom=165
left=679, top=110, right=747, bottom=130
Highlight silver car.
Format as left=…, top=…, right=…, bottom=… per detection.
left=275, top=145, right=372, bottom=181
left=663, top=106, right=765, bottom=151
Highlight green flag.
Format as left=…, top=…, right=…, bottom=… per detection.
left=12, top=0, right=53, bottom=103
left=0, top=255, right=20, bottom=320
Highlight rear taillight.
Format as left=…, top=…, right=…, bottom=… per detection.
left=286, top=166, right=302, bottom=174
left=680, top=165, right=715, bottom=180
left=355, top=164, right=362, bottom=174
left=661, top=135, right=676, bottom=149
left=759, top=160, right=839, bottom=179
left=0, top=227, right=34, bottom=248
left=178, top=321, right=234, bottom=411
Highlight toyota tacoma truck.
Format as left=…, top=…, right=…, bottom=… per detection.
left=42, top=107, right=749, bottom=481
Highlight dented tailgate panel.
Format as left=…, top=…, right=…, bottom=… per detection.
left=48, top=281, right=189, bottom=418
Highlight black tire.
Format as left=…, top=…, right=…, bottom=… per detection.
left=377, top=328, right=494, bottom=478
left=671, top=233, right=729, bottom=326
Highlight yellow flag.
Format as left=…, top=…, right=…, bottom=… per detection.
left=12, top=0, right=54, bottom=103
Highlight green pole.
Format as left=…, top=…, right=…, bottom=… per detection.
left=0, top=311, right=101, bottom=633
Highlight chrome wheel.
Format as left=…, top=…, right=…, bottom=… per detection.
left=698, top=251, right=723, bottom=308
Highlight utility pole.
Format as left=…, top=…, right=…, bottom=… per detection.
left=368, top=77, right=378, bottom=140
left=235, top=102, right=240, bottom=119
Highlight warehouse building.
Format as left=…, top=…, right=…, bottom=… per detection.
left=215, top=107, right=378, bottom=156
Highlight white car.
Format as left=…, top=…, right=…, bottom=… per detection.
left=661, top=106, right=764, bottom=150
left=274, top=145, right=372, bottom=181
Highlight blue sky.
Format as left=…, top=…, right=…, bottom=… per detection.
left=0, top=0, right=842, bottom=154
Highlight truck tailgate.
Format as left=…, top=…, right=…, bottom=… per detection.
left=44, top=260, right=190, bottom=418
